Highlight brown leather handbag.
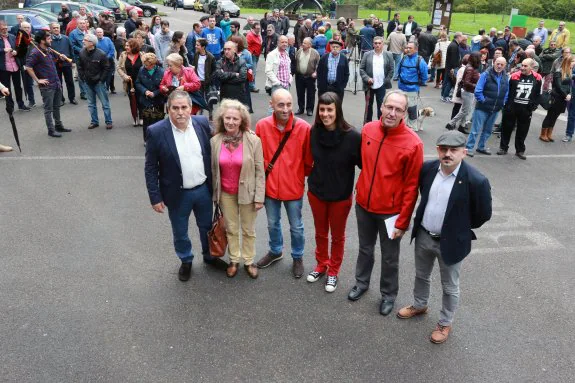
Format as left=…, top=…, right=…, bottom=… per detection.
left=208, top=203, right=227, bottom=257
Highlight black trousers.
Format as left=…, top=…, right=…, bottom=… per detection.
left=363, top=85, right=386, bottom=123
left=0, top=69, right=25, bottom=109
left=295, top=73, right=316, bottom=113
left=500, top=105, right=532, bottom=153
left=57, top=65, right=76, bottom=102
left=320, top=84, right=344, bottom=102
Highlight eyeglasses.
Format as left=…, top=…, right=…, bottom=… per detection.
left=383, top=105, right=405, bottom=114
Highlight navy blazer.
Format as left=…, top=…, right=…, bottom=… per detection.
left=145, top=116, right=213, bottom=208
left=411, top=160, right=492, bottom=265
left=0, top=34, right=17, bottom=72
left=317, top=52, right=350, bottom=95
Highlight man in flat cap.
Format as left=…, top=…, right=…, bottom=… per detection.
left=398, top=130, right=492, bottom=344
left=317, top=39, right=349, bottom=101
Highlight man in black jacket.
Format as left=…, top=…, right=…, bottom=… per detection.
left=215, top=41, right=248, bottom=105
left=78, top=34, right=112, bottom=129
left=386, top=13, right=400, bottom=37
left=316, top=40, right=349, bottom=101
left=403, top=15, right=418, bottom=40
left=497, top=59, right=542, bottom=159
left=398, top=130, right=492, bottom=344
left=418, top=24, right=437, bottom=65
left=441, top=32, right=464, bottom=101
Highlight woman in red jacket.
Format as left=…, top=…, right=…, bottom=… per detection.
left=159, top=53, right=201, bottom=113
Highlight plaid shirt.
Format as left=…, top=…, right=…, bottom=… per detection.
left=2, top=35, right=19, bottom=72
left=277, top=50, right=290, bottom=89
left=26, top=46, right=61, bottom=90
left=327, top=52, right=340, bottom=84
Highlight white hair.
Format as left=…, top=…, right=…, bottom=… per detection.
left=116, top=27, right=126, bottom=36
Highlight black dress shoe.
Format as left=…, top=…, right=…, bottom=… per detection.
left=55, top=125, right=72, bottom=132
left=204, top=256, right=228, bottom=271
left=306, top=110, right=313, bottom=116
left=379, top=300, right=395, bottom=316
left=295, top=109, right=304, bottom=115
left=48, top=130, right=62, bottom=138
left=348, top=286, right=368, bottom=301
left=69, top=99, right=78, bottom=105
left=178, top=262, right=192, bottom=281
left=80, top=95, right=87, bottom=100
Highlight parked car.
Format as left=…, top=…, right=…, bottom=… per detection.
left=123, top=0, right=157, bottom=17
left=30, top=1, right=109, bottom=22
left=163, top=0, right=184, bottom=8
left=71, top=0, right=127, bottom=21
left=193, top=0, right=203, bottom=11
left=120, top=1, right=143, bottom=17
left=182, top=0, right=194, bottom=10
left=218, top=0, right=239, bottom=17
left=0, top=9, right=51, bottom=34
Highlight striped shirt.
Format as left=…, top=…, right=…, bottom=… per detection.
left=327, top=52, right=341, bottom=84
left=2, top=36, right=19, bottom=72
left=277, top=50, right=291, bottom=89
left=26, top=47, right=62, bottom=90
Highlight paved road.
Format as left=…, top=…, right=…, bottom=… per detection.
left=1, top=6, right=574, bottom=382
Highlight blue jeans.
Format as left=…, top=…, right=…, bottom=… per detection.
left=392, top=53, right=402, bottom=80
left=441, top=70, right=453, bottom=98
left=74, top=57, right=87, bottom=97
left=85, top=81, right=112, bottom=125
left=264, top=196, right=304, bottom=259
left=466, top=108, right=499, bottom=152
left=566, top=98, right=575, bottom=137
left=250, top=54, right=259, bottom=90
left=167, top=183, right=213, bottom=263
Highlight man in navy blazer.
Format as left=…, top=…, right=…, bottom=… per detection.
left=145, top=90, right=226, bottom=281
left=316, top=39, right=349, bottom=101
left=397, top=131, right=492, bottom=344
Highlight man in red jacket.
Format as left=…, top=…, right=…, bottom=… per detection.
left=246, top=22, right=262, bottom=92
left=255, top=88, right=313, bottom=278
left=348, top=90, right=424, bottom=316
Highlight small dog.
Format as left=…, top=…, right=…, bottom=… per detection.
left=416, top=106, right=436, bottom=131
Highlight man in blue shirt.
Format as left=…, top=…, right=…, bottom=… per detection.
left=96, top=28, right=116, bottom=94
left=359, top=18, right=376, bottom=56
left=49, top=22, right=76, bottom=105
left=185, top=23, right=203, bottom=64
left=397, top=41, right=428, bottom=131
left=201, top=16, right=226, bottom=60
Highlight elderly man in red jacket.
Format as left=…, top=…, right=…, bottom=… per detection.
left=348, top=90, right=424, bottom=316
left=255, top=88, right=313, bottom=278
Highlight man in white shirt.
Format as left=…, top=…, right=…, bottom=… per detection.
left=145, top=90, right=227, bottom=281
left=359, top=36, right=394, bottom=123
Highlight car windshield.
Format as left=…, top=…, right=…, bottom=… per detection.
left=102, top=0, right=117, bottom=7
left=34, top=15, right=51, bottom=25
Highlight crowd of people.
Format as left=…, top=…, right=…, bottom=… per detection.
left=3, top=6, right=574, bottom=344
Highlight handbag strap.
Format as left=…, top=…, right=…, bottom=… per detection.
left=212, top=202, right=222, bottom=221
left=265, top=118, right=296, bottom=177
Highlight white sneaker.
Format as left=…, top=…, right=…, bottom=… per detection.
left=307, top=270, right=325, bottom=283
left=325, top=276, right=338, bottom=293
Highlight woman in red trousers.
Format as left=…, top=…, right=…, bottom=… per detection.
left=306, top=92, right=361, bottom=292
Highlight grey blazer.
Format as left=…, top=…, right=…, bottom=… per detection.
left=359, top=50, right=394, bottom=92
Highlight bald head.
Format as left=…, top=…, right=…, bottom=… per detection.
left=270, top=88, right=293, bottom=123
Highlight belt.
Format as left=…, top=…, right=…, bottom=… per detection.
left=422, top=227, right=441, bottom=240
left=181, top=182, right=205, bottom=191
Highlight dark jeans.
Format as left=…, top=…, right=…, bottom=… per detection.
left=21, top=69, right=35, bottom=104
left=167, top=183, right=212, bottom=263
left=39, top=87, right=63, bottom=133
left=354, top=204, right=401, bottom=301
left=566, top=98, right=575, bottom=138
left=295, top=73, right=316, bottom=113
left=542, top=96, right=567, bottom=128
left=0, top=69, right=25, bottom=109
left=363, top=85, right=386, bottom=123
left=441, top=70, right=454, bottom=98
left=57, top=65, right=76, bottom=102
left=107, top=58, right=115, bottom=92
left=500, top=105, right=532, bottom=153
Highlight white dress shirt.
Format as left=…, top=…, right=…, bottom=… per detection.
left=405, top=22, right=413, bottom=36
left=371, top=51, right=385, bottom=89
left=421, top=163, right=461, bottom=234
left=171, top=118, right=207, bottom=189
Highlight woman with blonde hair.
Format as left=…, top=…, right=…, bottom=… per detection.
left=135, top=52, right=165, bottom=142
left=432, top=31, right=450, bottom=88
left=159, top=53, right=201, bottom=111
left=541, top=55, right=575, bottom=142
left=313, top=26, right=328, bottom=56
left=210, top=99, right=265, bottom=279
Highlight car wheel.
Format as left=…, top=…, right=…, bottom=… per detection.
left=143, top=9, right=152, bottom=17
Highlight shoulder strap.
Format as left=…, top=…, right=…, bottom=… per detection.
left=265, top=118, right=296, bottom=177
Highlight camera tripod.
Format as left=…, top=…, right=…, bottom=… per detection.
left=345, top=42, right=361, bottom=95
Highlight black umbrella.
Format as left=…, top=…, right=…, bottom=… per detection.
left=5, top=100, right=22, bottom=152
left=128, top=79, right=138, bottom=125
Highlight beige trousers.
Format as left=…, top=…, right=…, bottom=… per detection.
left=219, top=192, right=258, bottom=264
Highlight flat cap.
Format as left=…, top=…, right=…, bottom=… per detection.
left=297, top=15, right=304, bottom=20
left=329, top=39, right=343, bottom=46
left=436, top=131, right=467, bottom=147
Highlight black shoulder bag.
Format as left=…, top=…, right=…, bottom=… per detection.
left=265, top=118, right=296, bottom=178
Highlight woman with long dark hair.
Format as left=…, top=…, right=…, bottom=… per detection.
left=306, top=92, right=361, bottom=292
left=446, top=52, right=481, bottom=133
left=166, top=31, right=189, bottom=67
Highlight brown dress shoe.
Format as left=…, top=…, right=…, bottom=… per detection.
left=292, top=259, right=304, bottom=278
left=397, top=305, right=428, bottom=319
left=226, top=262, right=239, bottom=278
left=430, top=324, right=452, bottom=344
left=244, top=264, right=258, bottom=279
left=256, top=251, right=283, bottom=268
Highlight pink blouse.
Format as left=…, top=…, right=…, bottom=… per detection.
left=219, top=142, right=243, bottom=195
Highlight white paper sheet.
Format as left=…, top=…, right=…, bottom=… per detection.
left=384, top=214, right=399, bottom=239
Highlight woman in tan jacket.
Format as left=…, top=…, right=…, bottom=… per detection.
left=211, top=99, right=265, bottom=279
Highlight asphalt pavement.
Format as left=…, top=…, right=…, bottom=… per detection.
left=0, top=6, right=574, bottom=382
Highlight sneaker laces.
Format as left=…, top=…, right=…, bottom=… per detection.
left=309, top=271, right=321, bottom=278
left=327, top=276, right=337, bottom=285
